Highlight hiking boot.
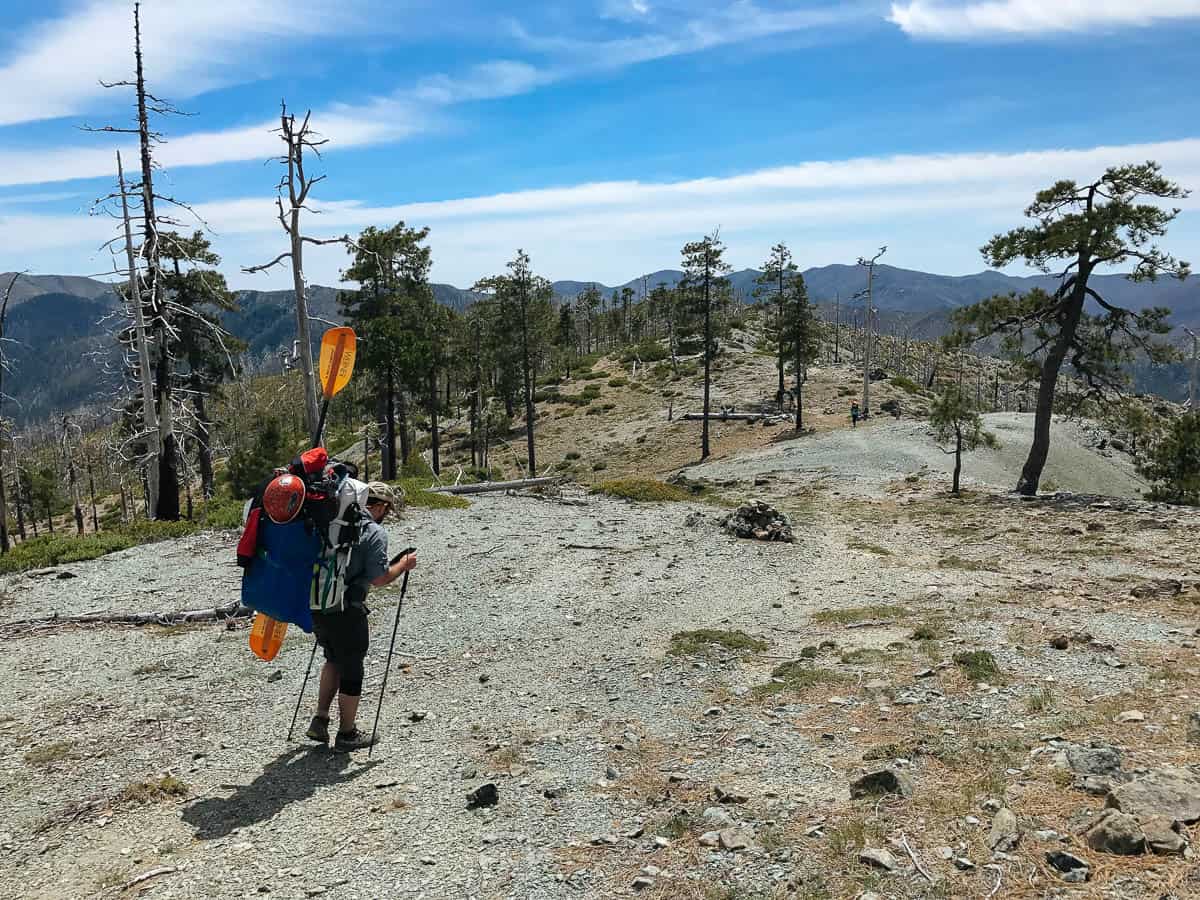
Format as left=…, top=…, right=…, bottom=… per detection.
left=333, top=728, right=376, bottom=752
left=305, top=715, right=330, bottom=744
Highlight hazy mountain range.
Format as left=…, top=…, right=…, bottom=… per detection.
left=3, top=265, right=1196, bottom=423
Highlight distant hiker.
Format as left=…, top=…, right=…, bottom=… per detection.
left=305, top=482, right=417, bottom=752
left=850, top=402, right=861, bottom=428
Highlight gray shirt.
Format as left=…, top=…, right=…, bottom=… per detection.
left=344, top=520, right=389, bottom=597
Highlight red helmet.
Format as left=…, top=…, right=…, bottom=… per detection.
left=262, top=474, right=306, bottom=524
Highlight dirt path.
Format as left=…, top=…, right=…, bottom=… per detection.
left=1, top=480, right=1197, bottom=899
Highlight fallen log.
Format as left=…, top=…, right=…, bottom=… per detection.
left=0, top=599, right=250, bottom=634
left=426, top=477, right=560, bottom=495
left=682, top=412, right=776, bottom=422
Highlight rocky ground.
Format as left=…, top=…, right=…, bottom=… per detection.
left=2, top=434, right=1199, bottom=900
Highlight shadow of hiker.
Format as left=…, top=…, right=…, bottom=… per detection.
left=182, top=746, right=381, bottom=840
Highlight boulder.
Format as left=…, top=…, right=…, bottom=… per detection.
left=1085, top=810, right=1146, bottom=855
left=1106, top=767, right=1200, bottom=825
left=1187, top=712, right=1200, bottom=746
left=849, top=769, right=914, bottom=800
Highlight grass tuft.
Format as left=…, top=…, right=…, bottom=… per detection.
left=812, top=604, right=904, bottom=625
left=118, top=775, right=189, bottom=805
left=753, top=660, right=845, bottom=697
left=592, top=478, right=692, bottom=502
left=668, top=629, right=767, bottom=657
left=24, top=740, right=76, bottom=766
left=953, top=649, right=1002, bottom=682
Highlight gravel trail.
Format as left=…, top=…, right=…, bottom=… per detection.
left=1, top=479, right=1196, bottom=900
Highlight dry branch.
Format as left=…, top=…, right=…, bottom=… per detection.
left=1, top=599, right=249, bottom=634
left=425, top=477, right=560, bottom=495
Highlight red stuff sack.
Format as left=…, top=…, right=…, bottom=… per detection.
left=237, top=506, right=263, bottom=569
left=290, top=447, right=329, bottom=478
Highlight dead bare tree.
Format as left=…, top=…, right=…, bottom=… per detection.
left=59, top=416, right=85, bottom=535
left=0, top=271, right=24, bottom=553
left=244, top=103, right=350, bottom=440
left=84, top=3, right=189, bottom=519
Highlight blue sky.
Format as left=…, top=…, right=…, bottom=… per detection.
left=0, top=0, right=1198, bottom=290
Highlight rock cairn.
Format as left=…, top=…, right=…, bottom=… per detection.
left=720, top=501, right=794, bottom=543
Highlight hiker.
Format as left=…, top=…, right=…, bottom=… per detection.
left=850, top=401, right=861, bottom=428
left=305, top=482, right=417, bottom=751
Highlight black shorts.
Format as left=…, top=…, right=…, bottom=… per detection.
left=312, top=605, right=369, bottom=682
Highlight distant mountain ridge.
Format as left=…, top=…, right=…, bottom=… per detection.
left=3, top=265, right=1196, bottom=422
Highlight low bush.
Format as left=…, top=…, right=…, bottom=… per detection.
left=890, top=375, right=923, bottom=395
left=608, top=376, right=630, bottom=388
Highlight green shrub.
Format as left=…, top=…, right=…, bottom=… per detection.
left=890, top=375, right=922, bottom=395
left=608, top=376, right=629, bottom=388
left=579, top=370, right=607, bottom=381
left=585, top=406, right=603, bottom=415
left=565, top=451, right=581, bottom=461
left=592, top=461, right=608, bottom=471
left=400, top=452, right=434, bottom=479
left=225, top=417, right=291, bottom=499
left=592, top=479, right=692, bottom=502
left=1141, top=412, right=1200, bottom=505
left=623, top=339, right=670, bottom=364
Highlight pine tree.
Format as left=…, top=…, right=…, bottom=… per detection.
left=755, top=243, right=796, bottom=408
left=784, top=273, right=821, bottom=430
left=681, top=232, right=731, bottom=460
left=930, top=386, right=997, bottom=494
left=950, top=162, right=1190, bottom=495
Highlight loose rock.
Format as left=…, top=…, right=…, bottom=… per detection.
left=849, top=769, right=914, bottom=800
left=466, top=783, right=499, bottom=810
left=1046, top=850, right=1090, bottom=883
left=1085, top=810, right=1146, bottom=855
left=858, top=847, right=898, bottom=872
left=987, top=808, right=1020, bottom=852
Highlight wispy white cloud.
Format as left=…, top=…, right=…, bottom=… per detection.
left=0, top=107, right=423, bottom=189
left=8, top=137, right=1197, bottom=287
left=889, top=0, right=1200, bottom=39
left=0, top=0, right=363, bottom=128
left=0, top=2, right=863, bottom=189
left=513, top=1, right=862, bottom=68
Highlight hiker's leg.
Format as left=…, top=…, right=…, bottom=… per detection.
left=336, top=610, right=370, bottom=733
left=338, top=691, right=361, bottom=732
left=317, top=662, right=339, bottom=717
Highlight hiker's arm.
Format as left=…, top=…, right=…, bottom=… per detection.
left=371, top=552, right=416, bottom=588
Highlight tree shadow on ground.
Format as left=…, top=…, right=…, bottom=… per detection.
left=182, top=746, right=380, bottom=840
